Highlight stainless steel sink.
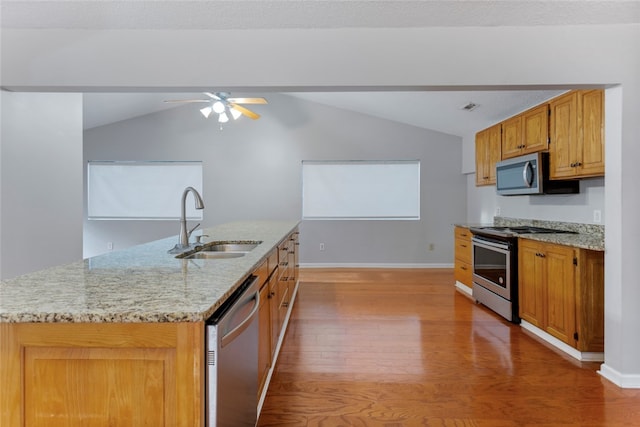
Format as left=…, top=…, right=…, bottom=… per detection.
left=178, top=241, right=262, bottom=260
left=203, top=242, right=261, bottom=252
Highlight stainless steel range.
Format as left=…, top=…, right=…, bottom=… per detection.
left=468, top=225, right=574, bottom=323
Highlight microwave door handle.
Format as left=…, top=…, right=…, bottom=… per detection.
left=522, top=161, right=534, bottom=187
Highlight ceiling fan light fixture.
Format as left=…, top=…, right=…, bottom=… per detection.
left=230, top=107, right=242, bottom=120
left=200, top=106, right=213, bottom=118
left=218, top=112, right=229, bottom=123
left=212, top=101, right=226, bottom=114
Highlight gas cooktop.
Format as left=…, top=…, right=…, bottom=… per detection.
left=469, top=225, right=575, bottom=239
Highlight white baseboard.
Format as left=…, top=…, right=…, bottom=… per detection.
left=520, top=320, right=604, bottom=362
left=299, top=263, right=454, bottom=269
left=598, top=363, right=640, bottom=388
left=454, top=281, right=473, bottom=297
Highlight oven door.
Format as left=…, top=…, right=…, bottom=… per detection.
left=472, top=237, right=513, bottom=300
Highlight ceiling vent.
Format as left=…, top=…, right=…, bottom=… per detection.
left=459, top=102, right=479, bottom=112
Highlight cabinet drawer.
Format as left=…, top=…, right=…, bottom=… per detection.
left=455, top=238, right=472, bottom=264
left=454, top=259, right=473, bottom=287
left=454, top=226, right=471, bottom=241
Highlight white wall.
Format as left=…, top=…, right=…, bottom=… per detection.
left=466, top=175, right=605, bottom=225
left=2, top=24, right=640, bottom=387
left=84, top=94, right=466, bottom=265
left=0, top=92, right=83, bottom=279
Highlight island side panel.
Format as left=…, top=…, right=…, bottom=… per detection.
left=0, top=321, right=205, bottom=427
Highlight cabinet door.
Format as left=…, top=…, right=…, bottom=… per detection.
left=522, top=104, right=549, bottom=154
left=486, top=123, right=501, bottom=184
left=475, top=128, right=490, bottom=185
left=258, top=281, right=272, bottom=397
left=575, top=250, right=605, bottom=352
left=549, top=92, right=579, bottom=179
left=475, top=123, right=501, bottom=185
left=518, top=240, right=545, bottom=328
left=544, top=244, right=576, bottom=345
left=578, top=89, right=605, bottom=177
left=268, top=274, right=280, bottom=357
left=2, top=322, right=204, bottom=427
left=501, top=115, right=523, bottom=159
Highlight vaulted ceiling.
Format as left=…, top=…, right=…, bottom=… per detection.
left=4, top=1, right=638, bottom=134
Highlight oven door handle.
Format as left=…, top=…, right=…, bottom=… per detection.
left=472, top=238, right=511, bottom=253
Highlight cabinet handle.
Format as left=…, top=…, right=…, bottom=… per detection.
left=460, top=244, right=467, bottom=248
left=536, top=252, right=546, bottom=258
left=575, top=162, right=582, bottom=167
left=460, top=233, right=468, bottom=237
left=460, top=266, right=467, bottom=271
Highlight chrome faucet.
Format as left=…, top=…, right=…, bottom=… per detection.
left=168, top=186, right=205, bottom=254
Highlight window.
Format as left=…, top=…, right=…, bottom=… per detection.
left=302, top=160, right=420, bottom=220
left=87, top=161, right=203, bottom=220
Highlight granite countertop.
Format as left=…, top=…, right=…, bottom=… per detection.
left=516, top=233, right=604, bottom=251
left=455, top=217, right=605, bottom=251
left=0, top=220, right=299, bottom=324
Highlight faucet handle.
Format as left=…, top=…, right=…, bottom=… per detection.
left=187, top=223, right=201, bottom=238
left=194, top=234, right=209, bottom=244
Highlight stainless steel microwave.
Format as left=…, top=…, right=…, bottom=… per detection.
left=496, top=152, right=579, bottom=196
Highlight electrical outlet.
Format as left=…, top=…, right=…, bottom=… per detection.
left=107, top=242, right=113, bottom=250
left=319, top=243, right=325, bottom=251
left=429, top=243, right=435, bottom=251
left=593, top=210, right=602, bottom=223
left=495, top=207, right=501, bottom=216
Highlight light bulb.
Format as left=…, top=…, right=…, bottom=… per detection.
left=212, top=101, right=225, bottom=114
left=200, top=106, right=212, bottom=118
left=230, top=108, right=242, bottom=120
left=218, top=112, right=229, bottom=123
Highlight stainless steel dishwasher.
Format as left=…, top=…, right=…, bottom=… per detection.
left=206, top=275, right=260, bottom=427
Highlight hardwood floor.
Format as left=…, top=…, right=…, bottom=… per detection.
left=258, top=268, right=640, bottom=426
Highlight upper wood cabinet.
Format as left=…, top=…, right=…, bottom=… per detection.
left=501, top=104, right=550, bottom=160
left=549, top=89, right=604, bottom=179
left=475, top=123, right=501, bottom=186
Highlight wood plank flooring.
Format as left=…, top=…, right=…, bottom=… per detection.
left=258, top=268, right=640, bottom=427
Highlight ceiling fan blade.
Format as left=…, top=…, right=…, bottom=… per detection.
left=230, top=103, right=260, bottom=120
left=204, top=92, right=222, bottom=100
left=163, top=99, right=210, bottom=104
left=227, top=97, right=267, bottom=105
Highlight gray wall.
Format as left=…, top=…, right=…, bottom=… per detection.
left=84, top=94, right=466, bottom=265
left=1, top=92, right=83, bottom=279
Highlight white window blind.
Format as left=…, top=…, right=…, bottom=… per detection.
left=302, top=160, right=420, bottom=220
left=88, top=161, right=203, bottom=220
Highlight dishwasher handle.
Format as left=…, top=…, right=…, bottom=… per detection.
left=221, top=289, right=260, bottom=348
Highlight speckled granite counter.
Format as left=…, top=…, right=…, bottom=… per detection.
left=0, top=220, right=299, bottom=323
left=455, top=217, right=605, bottom=251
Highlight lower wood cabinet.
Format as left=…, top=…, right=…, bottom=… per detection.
left=518, top=239, right=604, bottom=352
left=0, top=322, right=204, bottom=427
left=259, top=228, right=300, bottom=399
left=454, top=226, right=473, bottom=287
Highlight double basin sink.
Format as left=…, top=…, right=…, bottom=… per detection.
left=175, top=241, right=262, bottom=260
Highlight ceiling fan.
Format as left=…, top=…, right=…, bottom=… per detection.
left=163, top=92, right=267, bottom=123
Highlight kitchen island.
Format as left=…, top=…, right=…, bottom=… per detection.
left=0, top=220, right=299, bottom=426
